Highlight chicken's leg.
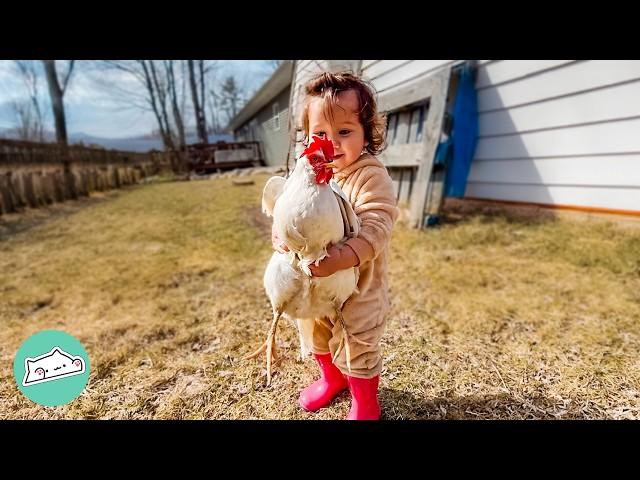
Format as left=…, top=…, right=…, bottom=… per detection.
left=244, top=303, right=287, bottom=385
left=331, top=303, right=374, bottom=374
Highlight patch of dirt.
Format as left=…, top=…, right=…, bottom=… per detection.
left=244, top=205, right=271, bottom=239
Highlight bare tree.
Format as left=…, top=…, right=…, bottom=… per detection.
left=180, top=60, right=188, bottom=132
left=91, top=60, right=189, bottom=152
left=12, top=101, right=39, bottom=141
left=207, top=87, right=222, bottom=135
left=165, top=60, right=186, bottom=150
left=219, top=75, right=244, bottom=130
left=188, top=60, right=208, bottom=144
left=42, top=60, right=74, bottom=145
left=13, top=61, right=46, bottom=142
left=87, top=60, right=234, bottom=147
left=203, top=62, right=225, bottom=135
left=148, top=60, right=177, bottom=151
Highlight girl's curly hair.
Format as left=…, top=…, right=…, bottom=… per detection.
left=300, top=71, right=387, bottom=156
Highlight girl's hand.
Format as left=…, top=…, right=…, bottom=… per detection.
left=272, top=225, right=289, bottom=253
left=309, top=244, right=359, bottom=277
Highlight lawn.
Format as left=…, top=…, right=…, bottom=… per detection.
left=1, top=173, right=639, bottom=419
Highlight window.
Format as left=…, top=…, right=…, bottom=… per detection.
left=273, top=103, right=280, bottom=131
left=408, top=105, right=426, bottom=143
left=387, top=113, right=399, bottom=145
left=386, top=103, right=428, bottom=146
left=415, top=106, right=426, bottom=143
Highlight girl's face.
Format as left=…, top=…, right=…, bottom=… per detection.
left=307, top=89, right=368, bottom=170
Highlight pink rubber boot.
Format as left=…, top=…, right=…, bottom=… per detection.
left=299, top=353, right=348, bottom=412
left=346, top=375, right=381, bottom=420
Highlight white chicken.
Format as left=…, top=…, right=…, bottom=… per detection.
left=244, top=136, right=368, bottom=385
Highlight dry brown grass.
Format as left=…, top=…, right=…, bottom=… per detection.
left=1, top=174, right=639, bottom=419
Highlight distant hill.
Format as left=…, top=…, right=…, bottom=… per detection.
left=0, top=128, right=233, bottom=153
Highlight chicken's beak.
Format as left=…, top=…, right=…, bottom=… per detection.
left=324, top=162, right=336, bottom=169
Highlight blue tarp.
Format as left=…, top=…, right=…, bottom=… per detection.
left=444, top=64, right=479, bottom=197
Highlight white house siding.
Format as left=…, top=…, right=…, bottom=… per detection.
left=467, top=60, right=640, bottom=213
left=285, top=60, right=640, bottom=214
left=360, top=60, right=458, bottom=204
left=361, top=60, right=456, bottom=94
left=236, top=86, right=291, bottom=167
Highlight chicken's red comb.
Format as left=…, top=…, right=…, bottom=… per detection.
left=303, top=135, right=334, bottom=161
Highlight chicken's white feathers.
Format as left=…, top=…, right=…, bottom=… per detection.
left=261, top=176, right=286, bottom=217
left=258, top=150, right=361, bottom=364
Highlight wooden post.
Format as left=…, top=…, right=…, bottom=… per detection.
left=408, top=67, right=452, bottom=229
left=24, top=172, right=37, bottom=208
left=0, top=173, right=14, bottom=213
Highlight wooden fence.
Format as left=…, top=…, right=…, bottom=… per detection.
left=0, top=139, right=176, bottom=215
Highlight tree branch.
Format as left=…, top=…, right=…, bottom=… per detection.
left=61, top=60, right=75, bottom=95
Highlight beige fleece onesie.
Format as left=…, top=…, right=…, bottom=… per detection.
left=298, top=153, right=399, bottom=378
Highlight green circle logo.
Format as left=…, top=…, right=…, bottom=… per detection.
left=13, top=330, right=90, bottom=407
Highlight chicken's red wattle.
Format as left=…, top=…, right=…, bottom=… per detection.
left=303, top=135, right=335, bottom=184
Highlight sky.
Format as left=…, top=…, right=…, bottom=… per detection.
left=0, top=60, right=276, bottom=139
